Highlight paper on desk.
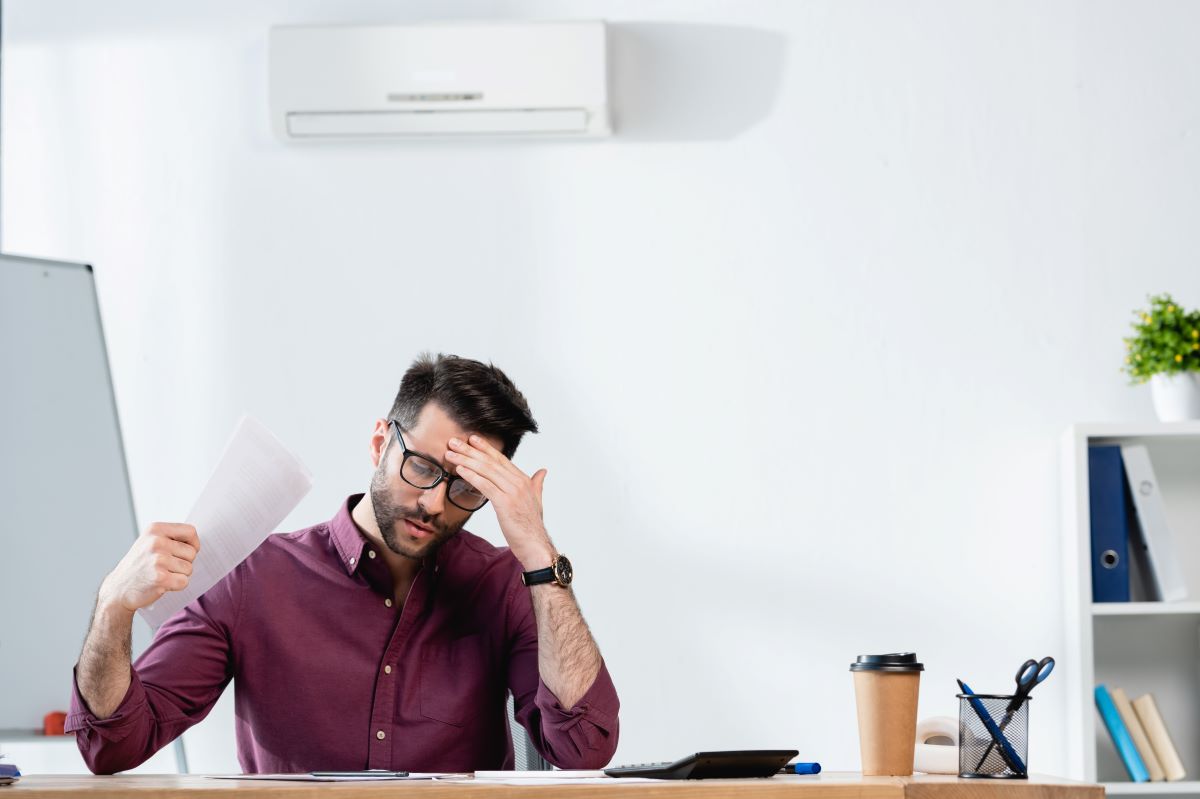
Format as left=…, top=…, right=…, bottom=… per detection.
left=454, top=776, right=660, bottom=784
left=139, top=415, right=313, bottom=630
left=474, top=770, right=609, bottom=780
left=451, top=772, right=659, bottom=784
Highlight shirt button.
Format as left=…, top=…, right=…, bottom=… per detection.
left=384, top=665, right=392, bottom=675
left=376, top=730, right=386, bottom=740
left=368, top=550, right=377, bottom=559
left=385, top=598, right=393, bottom=608
left=349, top=557, right=355, bottom=566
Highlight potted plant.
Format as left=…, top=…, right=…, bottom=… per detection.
left=1123, top=293, right=1200, bottom=421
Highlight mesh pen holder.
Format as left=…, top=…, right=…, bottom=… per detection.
left=957, top=694, right=1029, bottom=779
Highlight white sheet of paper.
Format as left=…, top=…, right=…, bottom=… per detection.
left=451, top=776, right=660, bottom=784
left=473, top=770, right=609, bottom=780
left=139, top=415, right=313, bottom=630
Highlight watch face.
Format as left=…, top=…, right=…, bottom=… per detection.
left=554, top=554, right=573, bottom=586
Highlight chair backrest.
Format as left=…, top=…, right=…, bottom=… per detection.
left=506, top=693, right=550, bottom=771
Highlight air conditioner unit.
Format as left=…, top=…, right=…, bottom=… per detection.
left=269, top=21, right=610, bottom=140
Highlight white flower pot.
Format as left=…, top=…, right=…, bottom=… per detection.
left=1150, top=372, right=1200, bottom=421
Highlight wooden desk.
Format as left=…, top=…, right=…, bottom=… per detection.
left=6, top=772, right=1103, bottom=799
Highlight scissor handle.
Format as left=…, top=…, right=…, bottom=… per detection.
left=1016, top=656, right=1055, bottom=688
left=1015, top=660, right=1038, bottom=686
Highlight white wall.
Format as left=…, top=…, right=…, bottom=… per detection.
left=4, top=0, right=1200, bottom=777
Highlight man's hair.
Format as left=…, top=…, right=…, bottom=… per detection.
left=389, top=353, right=538, bottom=457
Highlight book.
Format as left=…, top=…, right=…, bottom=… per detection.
left=1127, top=494, right=1161, bottom=602
left=1111, top=687, right=1165, bottom=781
left=1095, top=685, right=1150, bottom=781
left=1132, top=693, right=1186, bottom=781
left=1120, top=445, right=1188, bottom=601
left=1088, top=446, right=1131, bottom=602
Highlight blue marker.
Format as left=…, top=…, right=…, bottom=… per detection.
left=958, top=679, right=1027, bottom=776
left=779, top=762, right=821, bottom=775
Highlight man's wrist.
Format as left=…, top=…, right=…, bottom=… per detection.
left=500, top=519, right=554, bottom=571
left=515, top=547, right=557, bottom=572
left=93, top=596, right=136, bottom=629
left=511, top=532, right=557, bottom=572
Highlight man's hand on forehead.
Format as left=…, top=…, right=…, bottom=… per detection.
left=445, top=434, right=555, bottom=571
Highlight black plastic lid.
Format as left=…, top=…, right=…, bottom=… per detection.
left=850, top=652, right=925, bottom=672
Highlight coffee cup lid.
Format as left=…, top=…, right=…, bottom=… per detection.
left=850, top=652, right=925, bottom=672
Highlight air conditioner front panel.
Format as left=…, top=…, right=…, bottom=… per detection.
left=286, top=108, right=592, bottom=137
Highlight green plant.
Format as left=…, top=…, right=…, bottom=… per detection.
left=1123, top=293, right=1200, bottom=383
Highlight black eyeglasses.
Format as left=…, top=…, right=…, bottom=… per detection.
left=387, top=419, right=489, bottom=512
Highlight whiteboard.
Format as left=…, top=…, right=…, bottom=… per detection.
left=0, top=254, right=149, bottom=731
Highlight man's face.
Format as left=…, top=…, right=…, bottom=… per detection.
left=368, top=402, right=502, bottom=560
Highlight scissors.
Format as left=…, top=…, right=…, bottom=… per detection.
left=973, top=656, right=1055, bottom=771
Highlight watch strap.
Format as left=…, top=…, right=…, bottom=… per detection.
left=521, top=566, right=556, bottom=586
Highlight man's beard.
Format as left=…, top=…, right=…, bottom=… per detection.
left=368, top=459, right=464, bottom=560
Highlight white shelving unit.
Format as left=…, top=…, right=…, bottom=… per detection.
left=1062, top=422, right=1200, bottom=796
left=1107, top=784, right=1200, bottom=796
left=0, top=730, right=180, bottom=774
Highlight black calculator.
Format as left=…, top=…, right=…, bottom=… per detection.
left=604, top=750, right=799, bottom=779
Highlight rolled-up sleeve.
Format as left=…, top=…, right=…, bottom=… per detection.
left=66, top=666, right=176, bottom=775
left=506, top=574, right=620, bottom=769
left=66, top=572, right=239, bottom=774
left=528, top=661, right=619, bottom=766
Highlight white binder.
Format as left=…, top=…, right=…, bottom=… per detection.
left=1121, top=444, right=1188, bottom=601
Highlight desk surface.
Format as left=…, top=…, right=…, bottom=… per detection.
left=5, top=772, right=1103, bottom=799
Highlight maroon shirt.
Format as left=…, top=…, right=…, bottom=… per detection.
left=66, top=495, right=619, bottom=774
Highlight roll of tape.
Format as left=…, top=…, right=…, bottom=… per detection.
left=914, top=715, right=959, bottom=775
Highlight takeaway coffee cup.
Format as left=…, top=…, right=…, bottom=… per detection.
left=851, top=652, right=924, bottom=776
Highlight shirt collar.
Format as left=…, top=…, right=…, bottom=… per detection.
left=330, top=494, right=369, bottom=575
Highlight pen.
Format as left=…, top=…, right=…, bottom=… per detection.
left=779, top=762, right=822, bottom=775
left=957, top=679, right=1026, bottom=776
left=974, top=656, right=1053, bottom=772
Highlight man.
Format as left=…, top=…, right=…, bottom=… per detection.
left=67, top=354, right=619, bottom=774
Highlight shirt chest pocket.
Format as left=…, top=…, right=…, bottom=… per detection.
left=419, top=633, right=492, bottom=727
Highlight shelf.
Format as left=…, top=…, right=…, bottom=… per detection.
left=1073, top=421, right=1200, bottom=442
left=1105, top=782, right=1200, bottom=795
left=1093, top=602, right=1200, bottom=616
left=0, top=729, right=71, bottom=742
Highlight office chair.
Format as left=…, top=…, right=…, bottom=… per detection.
left=507, top=693, right=550, bottom=770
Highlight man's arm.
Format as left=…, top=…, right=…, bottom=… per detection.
left=76, top=602, right=136, bottom=720
left=505, top=570, right=619, bottom=769
left=528, top=574, right=601, bottom=708
left=69, top=522, right=236, bottom=775
left=76, top=522, right=197, bottom=719
left=448, top=434, right=619, bottom=766
left=447, top=434, right=608, bottom=708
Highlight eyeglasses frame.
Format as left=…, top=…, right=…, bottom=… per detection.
left=386, top=418, right=489, bottom=512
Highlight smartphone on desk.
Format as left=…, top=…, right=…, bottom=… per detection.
left=309, top=770, right=410, bottom=778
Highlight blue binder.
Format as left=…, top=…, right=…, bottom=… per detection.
left=1089, top=445, right=1130, bottom=602
left=1095, top=685, right=1150, bottom=782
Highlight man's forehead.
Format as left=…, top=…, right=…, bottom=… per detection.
left=406, top=404, right=502, bottom=454
left=407, top=404, right=470, bottom=451
left=404, top=428, right=462, bottom=456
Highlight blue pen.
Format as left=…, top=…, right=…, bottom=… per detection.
left=957, top=679, right=1027, bottom=776
left=974, top=657, right=1053, bottom=772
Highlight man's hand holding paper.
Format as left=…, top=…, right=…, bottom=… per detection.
left=98, top=523, right=199, bottom=615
